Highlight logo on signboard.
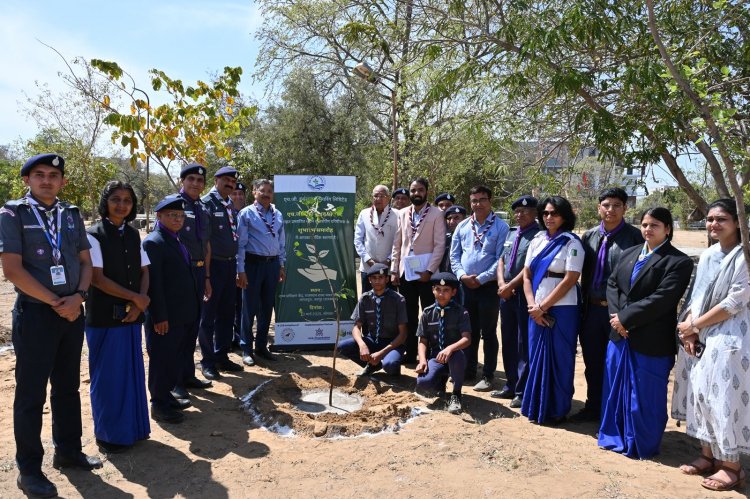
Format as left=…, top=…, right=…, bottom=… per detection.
left=307, top=175, right=325, bottom=191
left=315, top=328, right=324, bottom=337
left=281, top=328, right=295, bottom=342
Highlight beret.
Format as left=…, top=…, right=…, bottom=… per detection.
left=235, top=182, right=247, bottom=192
left=214, top=166, right=238, bottom=178
left=180, top=162, right=207, bottom=179
left=154, top=194, right=186, bottom=212
left=511, top=195, right=538, bottom=210
left=392, top=188, right=409, bottom=197
left=430, top=272, right=459, bottom=288
left=366, top=263, right=390, bottom=276
left=21, top=154, right=64, bottom=176
left=444, top=205, right=467, bottom=218
left=434, top=192, right=455, bottom=204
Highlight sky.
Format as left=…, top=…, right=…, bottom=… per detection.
left=0, top=0, right=265, bottom=146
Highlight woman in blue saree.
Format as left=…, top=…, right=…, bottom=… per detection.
left=521, top=196, right=584, bottom=424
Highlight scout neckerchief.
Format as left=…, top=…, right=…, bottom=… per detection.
left=105, top=217, right=126, bottom=237
left=371, top=291, right=386, bottom=342
left=409, top=203, right=430, bottom=248
left=254, top=201, right=276, bottom=238
left=434, top=299, right=455, bottom=351
left=26, top=194, right=62, bottom=265
left=156, top=221, right=191, bottom=265
left=507, top=222, right=537, bottom=271
left=592, top=219, right=625, bottom=289
left=179, top=189, right=204, bottom=241
left=370, top=205, right=391, bottom=236
left=211, top=189, right=238, bottom=241
left=630, top=240, right=667, bottom=287
left=470, top=211, right=496, bottom=248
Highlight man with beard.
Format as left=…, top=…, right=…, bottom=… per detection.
left=354, top=184, right=398, bottom=294
left=391, top=187, right=411, bottom=211
left=172, top=163, right=213, bottom=401
left=391, top=177, right=446, bottom=364
left=450, top=185, right=509, bottom=390
left=198, top=167, right=243, bottom=380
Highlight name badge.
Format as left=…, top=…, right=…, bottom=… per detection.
left=185, top=212, right=196, bottom=218
left=50, top=265, right=67, bottom=285
left=214, top=212, right=225, bottom=217
left=428, top=321, right=439, bottom=326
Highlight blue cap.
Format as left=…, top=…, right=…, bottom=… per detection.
left=393, top=188, right=408, bottom=197
left=180, top=162, right=207, bottom=179
left=511, top=195, right=538, bottom=210
left=430, top=272, right=459, bottom=288
left=154, top=194, right=186, bottom=212
left=235, top=182, right=247, bottom=192
left=21, top=154, right=65, bottom=176
left=444, top=205, right=467, bottom=218
left=434, top=192, right=455, bottom=204
left=214, top=166, right=238, bottom=178
left=366, top=263, right=390, bottom=277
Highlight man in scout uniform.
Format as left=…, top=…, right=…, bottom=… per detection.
left=198, top=166, right=243, bottom=380
left=143, top=195, right=202, bottom=424
left=231, top=181, right=247, bottom=350
left=173, top=163, right=213, bottom=399
left=449, top=185, right=509, bottom=391
left=354, top=184, right=398, bottom=294
left=391, top=187, right=411, bottom=211
left=440, top=205, right=467, bottom=273
left=434, top=192, right=456, bottom=211
left=415, top=272, right=471, bottom=415
left=0, top=153, right=101, bottom=498
left=236, top=178, right=286, bottom=365
left=490, top=195, right=540, bottom=408
left=337, top=263, right=408, bottom=376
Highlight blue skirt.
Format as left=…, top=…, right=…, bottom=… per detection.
left=598, top=339, right=674, bottom=459
left=521, top=305, right=579, bottom=423
left=86, top=324, right=150, bottom=445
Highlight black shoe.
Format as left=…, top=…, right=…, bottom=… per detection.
left=171, top=386, right=190, bottom=400
left=569, top=406, right=599, bottom=423
left=254, top=349, right=277, bottom=362
left=96, top=439, right=132, bottom=454
left=447, top=394, right=463, bottom=414
left=169, top=397, right=192, bottom=410
left=201, top=366, right=222, bottom=380
left=52, top=452, right=103, bottom=471
left=216, top=359, right=243, bottom=372
left=489, top=388, right=514, bottom=399
left=183, top=376, right=212, bottom=389
left=510, top=395, right=523, bottom=408
left=151, top=405, right=185, bottom=424
left=358, top=363, right=383, bottom=376
left=17, top=472, right=57, bottom=498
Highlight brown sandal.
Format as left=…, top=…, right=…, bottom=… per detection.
left=680, top=454, right=716, bottom=476
left=701, top=465, right=746, bottom=492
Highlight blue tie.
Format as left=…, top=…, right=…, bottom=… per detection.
left=374, top=296, right=382, bottom=343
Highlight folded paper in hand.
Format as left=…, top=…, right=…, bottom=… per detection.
left=403, top=252, right=432, bottom=281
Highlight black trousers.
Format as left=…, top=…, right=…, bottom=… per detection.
left=398, top=275, right=435, bottom=363
left=178, top=266, right=205, bottom=384
left=13, top=300, right=84, bottom=474
left=146, top=320, right=189, bottom=409
left=198, top=259, right=237, bottom=368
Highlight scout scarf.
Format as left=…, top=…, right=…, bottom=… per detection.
left=254, top=201, right=276, bottom=238
left=471, top=211, right=497, bottom=248
left=370, top=205, right=392, bottom=236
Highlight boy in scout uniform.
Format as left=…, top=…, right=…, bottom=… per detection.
left=198, top=166, right=243, bottom=379
left=174, top=163, right=213, bottom=399
left=0, top=153, right=101, bottom=498
left=415, top=272, right=472, bottom=415
left=337, top=263, right=408, bottom=376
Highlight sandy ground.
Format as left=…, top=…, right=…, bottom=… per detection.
left=0, top=230, right=747, bottom=498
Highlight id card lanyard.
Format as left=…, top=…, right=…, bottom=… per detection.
left=29, top=203, right=66, bottom=285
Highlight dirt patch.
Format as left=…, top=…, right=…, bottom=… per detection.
left=242, top=372, right=423, bottom=438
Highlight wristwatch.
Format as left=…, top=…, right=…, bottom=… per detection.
left=76, top=289, right=89, bottom=300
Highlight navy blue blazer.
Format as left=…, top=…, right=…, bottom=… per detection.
left=143, top=227, right=201, bottom=327
left=606, top=241, right=693, bottom=357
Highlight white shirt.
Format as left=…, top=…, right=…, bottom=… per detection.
left=354, top=206, right=398, bottom=272
left=87, top=234, right=150, bottom=269
left=524, top=232, right=584, bottom=306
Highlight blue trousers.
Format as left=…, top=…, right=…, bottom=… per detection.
left=145, top=319, right=189, bottom=409
left=500, top=292, right=530, bottom=396
left=416, top=350, right=467, bottom=394
left=579, top=302, right=610, bottom=413
left=178, top=265, right=204, bottom=384
left=198, top=258, right=237, bottom=368
left=337, top=336, right=404, bottom=375
left=13, top=300, right=84, bottom=474
left=598, top=339, right=674, bottom=459
left=240, top=257, right=280, bottom=355
left=462, top=282, right=500, bottom=379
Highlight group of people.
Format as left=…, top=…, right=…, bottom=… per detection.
left=352, top=179, right=749, bottom=492
left=1, top=154, right=748, bottom=497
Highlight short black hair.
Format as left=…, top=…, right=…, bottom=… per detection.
left=707, top=198, right=742, bottom=242
left=98, top=181, right=138, bottom=222
left=469, top=185, right=492, bottom=198
left=640, top=206, right=674, bottom=240
left=410, top=177, right=429, bottom=191
left=598, top=187, right=629, bottom=204
left=537, top=196, right=576, bottom=232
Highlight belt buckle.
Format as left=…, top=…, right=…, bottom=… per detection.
left=196, top=260, right=204, bottom=267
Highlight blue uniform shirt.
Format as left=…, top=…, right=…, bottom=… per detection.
left=501, top=224, right=541, bottom=282
left=178, top=192, right=210, bottom=260
left=236, top=202, right=286, bottom=272
left=416, top=301, right=471, bottom=355
left=202, top=188, right=238, bottom=259
left=450, top=214, right=509, bottom=284
left=351, top=288, right=407, bottom=340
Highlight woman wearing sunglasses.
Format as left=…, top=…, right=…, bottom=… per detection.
left=599, top=207, right=692, bottom=459
left=521, top=196, right=584, bottom=424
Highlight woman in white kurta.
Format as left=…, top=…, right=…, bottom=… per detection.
left=671, top=198, right=750, bottom=492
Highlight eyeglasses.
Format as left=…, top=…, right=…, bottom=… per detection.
left=542, top=210, right=560, bottom=218
left=470, top=198, right=490, bottom=205
left=161, top=213, right=186, bottom=220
